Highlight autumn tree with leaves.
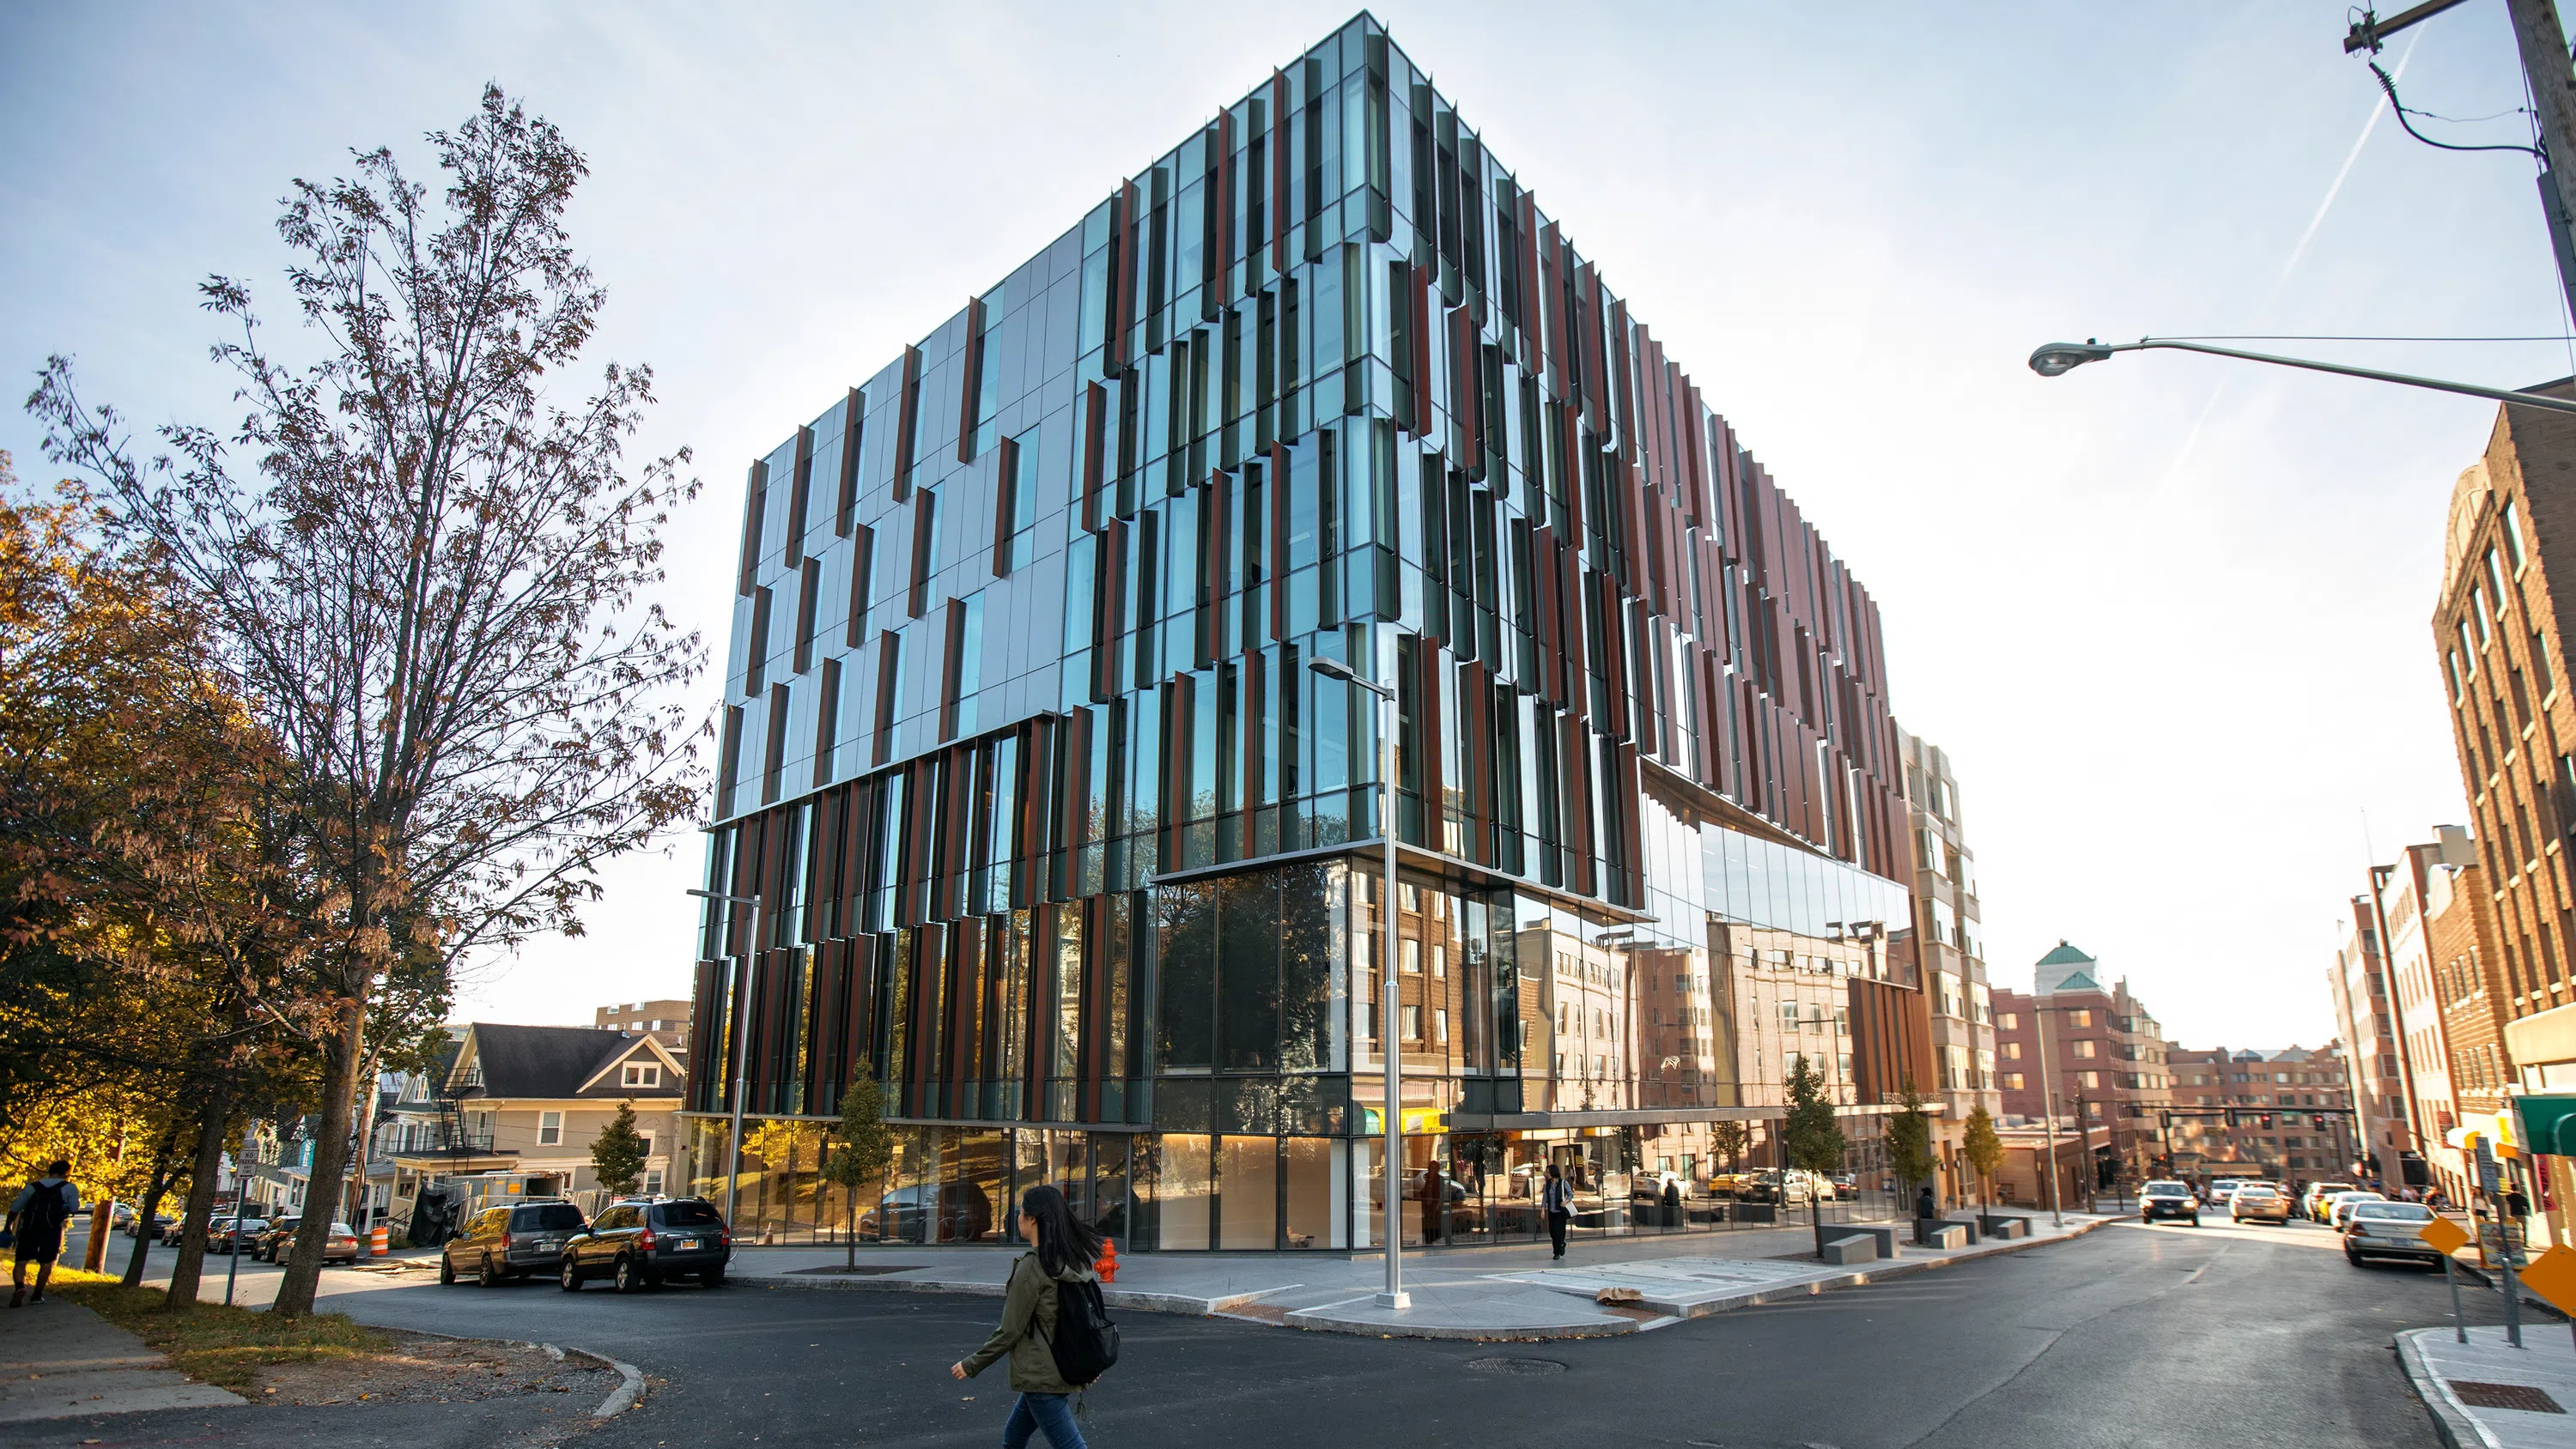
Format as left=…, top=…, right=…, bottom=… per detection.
left=32, top=87, right=707, bottom=1315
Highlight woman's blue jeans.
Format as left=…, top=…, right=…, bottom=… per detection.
left=1002, top=1391, right=1085, bottom=1449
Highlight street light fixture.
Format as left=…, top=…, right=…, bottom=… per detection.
left=1309, top=652, right=1411, bottom=1311
left=2026, top=336, right=2576, bottom=415
left=689, top=887, right=765, bottom=1230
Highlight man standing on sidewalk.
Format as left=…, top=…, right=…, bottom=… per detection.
left=1542, top=1165, right=1572, bottom=1261
left=9, top=1160, right=81, bottom=1307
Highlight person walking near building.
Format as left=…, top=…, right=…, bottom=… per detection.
left=8, top=1161, right=81, bottom=1308
left=1543, top=1164, right=1573, bottom=1260
left=951, top=1185, right=1103, bottom=1449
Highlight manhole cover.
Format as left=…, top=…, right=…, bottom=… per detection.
left=2451, top=1380, right=2565, bottom=1413
left=1463, top=1356, right=1566, bottom=1375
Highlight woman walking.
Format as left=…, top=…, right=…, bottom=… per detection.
left=951, top=1185, right=1103, bottom=1449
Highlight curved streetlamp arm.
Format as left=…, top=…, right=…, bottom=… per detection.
left=2071, top=337, right=2576, bottom=416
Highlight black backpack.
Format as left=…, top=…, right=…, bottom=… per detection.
left=1041, top=1276, right=1120, bottom=1386
left=17, top=1182, right=71, bottom=1240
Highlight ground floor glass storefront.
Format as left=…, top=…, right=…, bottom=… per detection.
left=683, top=1113, right=1906, bottom=1251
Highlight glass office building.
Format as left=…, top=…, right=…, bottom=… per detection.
left=686, top=14, right=1926, bottom=1251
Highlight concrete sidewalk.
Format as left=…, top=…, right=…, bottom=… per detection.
left=0, top=1297, right=241, bottom=1423
left=738, top=1210, right=2115, bottom=1340
left=2399, top=1325, right=2576, bottom=1447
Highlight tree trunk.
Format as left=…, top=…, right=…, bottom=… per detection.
left=846, top=1191, right=857, bottom=1271
left=273, top=997, right=362, bottom=1317
left=119, top=1131, right=182, bottom=1288
left=164, top=1084, right=234, bottom=1309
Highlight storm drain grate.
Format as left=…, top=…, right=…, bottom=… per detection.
left=2450, top=1381, right=2566, bottom=1413
left=1463, top=1356, right=1567, bottom=1376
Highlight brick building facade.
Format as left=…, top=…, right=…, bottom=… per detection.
left=1993, top=943, right=2172, bottom=1190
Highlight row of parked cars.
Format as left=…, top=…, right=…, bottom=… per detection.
left=435, top=1196, right=732, bottom=1292
left=2138, top=1177, right=2445, bottom=1267
left=106, top=1205, right=363, bottom=1263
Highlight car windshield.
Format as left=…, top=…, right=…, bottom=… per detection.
left=328, top=1223, right=355, bottom=1234
left=657, top=1202, right=723, bottom=1227
left=516, top=1204, right=587, bottom=1231
left=2353, top=1203, right=2433, bottom=1221
left=2145, top=1185, right=2190, bottom=1197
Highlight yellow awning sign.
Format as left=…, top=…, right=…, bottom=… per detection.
left=2519, top=1244, right=2576, bottom=1318
left=2418, top=1215, right=2473, bottom=1259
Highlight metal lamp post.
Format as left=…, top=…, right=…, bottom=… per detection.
left=690, top=888, right=765, bottom=1230
left=2033, top=993, right=2065, bottom=1229
left=1310, top=652, right=1411, bottom=1310
left=2027, top=336, right=2576, bottom=415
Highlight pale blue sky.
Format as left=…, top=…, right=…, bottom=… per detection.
left=4, top=2, right=2561, bottom=1050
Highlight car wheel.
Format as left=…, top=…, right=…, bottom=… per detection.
left=438, top=1252, right=455, bottom=1286
left=613, top=1255, right=641, bottom=1294
left=701, top=1268, right=726, bottom=1288
left=559, top=1257, right=583, bottom=1292
left=2345, top=1245, right=2364, bottom=1266
left=2189, top=1216, right=2200, bottom=1226
left=479, top=1254, right=504, bottom=1288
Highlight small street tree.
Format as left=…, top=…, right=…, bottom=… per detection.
left=821, top=1062, right=894, bottom=1270
left=591, top=1101, right=648, bottom=1197
left=1782, top=1054, right=1848, bottom=1258
left=1708, top=1119, right=1750, bottom=1174
left=1886, top=1080, right=1937, bottom=1216
left=33, top=87, right=707, bottom=1315
left=1963, top=1104, right=2005, bottom=1210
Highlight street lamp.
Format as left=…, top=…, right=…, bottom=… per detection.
left=2032, top=992, right=2066, bottom=1229
left=2027, top=336, right=2576, bottom=415
left=690, top=888, right=765, bottom=1230
left=1310, top=652, right=1410, bottom=1311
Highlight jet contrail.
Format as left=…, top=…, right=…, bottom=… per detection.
left=2161, top=31, right=2423, bottom=485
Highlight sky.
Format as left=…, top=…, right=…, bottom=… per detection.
left=3, top=2, right=2564, bottom=1052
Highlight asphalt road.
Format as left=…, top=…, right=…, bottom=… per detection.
left=27, top=1216, right=2518, bottom=1448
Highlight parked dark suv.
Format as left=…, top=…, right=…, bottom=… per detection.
left=438, top=1200, right=590, bottom=1286
left=558, top=1197, right=731, bottom=1291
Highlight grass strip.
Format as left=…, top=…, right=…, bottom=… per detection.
left=45, top=1265, right=391, bottom=1391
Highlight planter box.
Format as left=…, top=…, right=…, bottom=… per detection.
left=1731, top=1203, right=1777, bottom=1223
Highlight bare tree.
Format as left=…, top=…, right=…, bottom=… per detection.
left=31, top=86, right=706, bottom=1314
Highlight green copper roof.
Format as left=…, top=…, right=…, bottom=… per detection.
left=2035, top=940, right=2095, bottom=967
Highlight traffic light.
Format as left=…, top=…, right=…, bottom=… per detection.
left=2258, top=1113, right=2275, bottom=1131
left=2312, top=1113, right=2327, bottom=1131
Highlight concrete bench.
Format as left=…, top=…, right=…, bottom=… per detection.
left=1730, top=1203, right=1777, bottom=1224
left=1838, top=1224, right=1899, bottom=1259
left=1978, top=1215, right=2029, bottom=1240
left=1915, top=1221, right=1970, bottom=1249
left=1821, top=1234, right=1877, bottom=1266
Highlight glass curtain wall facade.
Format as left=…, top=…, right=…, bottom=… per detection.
left=686, top=14, right=1921, bottom=1250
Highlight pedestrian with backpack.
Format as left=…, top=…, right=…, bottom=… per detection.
left=9, top=1160, right=82, bottom=1308
left=951, top=1184, right=1115, bottom=1449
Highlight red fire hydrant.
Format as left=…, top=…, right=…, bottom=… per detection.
left=1096, top=1239, right=1119, bottom=1283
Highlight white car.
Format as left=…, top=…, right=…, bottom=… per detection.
left=2327, top=1191, right=2388, bottom=1229
left=2344, top=1201, right=2444, bottom=1267
left=2207, top=1178, right=2245, bottom=1207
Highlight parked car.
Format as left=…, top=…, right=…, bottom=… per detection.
left=1829, top=1173, right=1857, bottom=1196
left=2141, top=1180, right=2201, bottom=1226
left=210, top=1216, right=269, bottom=1253
left=1707, top=1170, right=1758, bottom=1197
left=125, top=1211, right=176, bottom=1240
left=859, top=1182, right=995, bottom=1243
left=558, top=1197, right=732, bottom=1292
left=1741, top=1170, right=1834, bottom=1205
left=110, top=1203, right=137, bottom=1230
left=2301, top=1183, right=2358, bottom=1222
left=2327, top=1191, right=2388, bottom=1230
left=2230, top=1185, right=2293, bottom=1224
left=2344, top=1200, right=2444, bottom=1267
left=252, top=1216, right=303, bottom=1262
left=321, top=1222, right=362, bottom=1265
left=440, top=1200, right=590, bottom=1286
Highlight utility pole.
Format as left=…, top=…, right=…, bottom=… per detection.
left=2348, top=0, right=2576, bottom=324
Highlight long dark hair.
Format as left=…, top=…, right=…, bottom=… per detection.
left=1020, top=1184, right=1103, bottom=1276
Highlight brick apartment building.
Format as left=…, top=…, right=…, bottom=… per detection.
left=2430, top=852, right=2513, bottom=1193
left=2164, top=1045, right=2354, bottom=1185
left=2432, top=386, right=2576, bottom=1246
left=1994, top=943, right=2172, bottom=1190
left=2329, top=895, right=2415, bottom=1185
left=595, top=998, right=693, bottom=1054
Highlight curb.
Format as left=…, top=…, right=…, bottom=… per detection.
left=756, top=1216, right=2115, bottom=1342
left=2394, top=1329, right=2488, bottom=1449
left=395, top=1328, right=645, bottom=1420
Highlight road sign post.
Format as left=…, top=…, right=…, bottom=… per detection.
left=2480, top=1140, right=2524, bottom=1349
left=2421, top=1214, right=2474, bottom=1343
